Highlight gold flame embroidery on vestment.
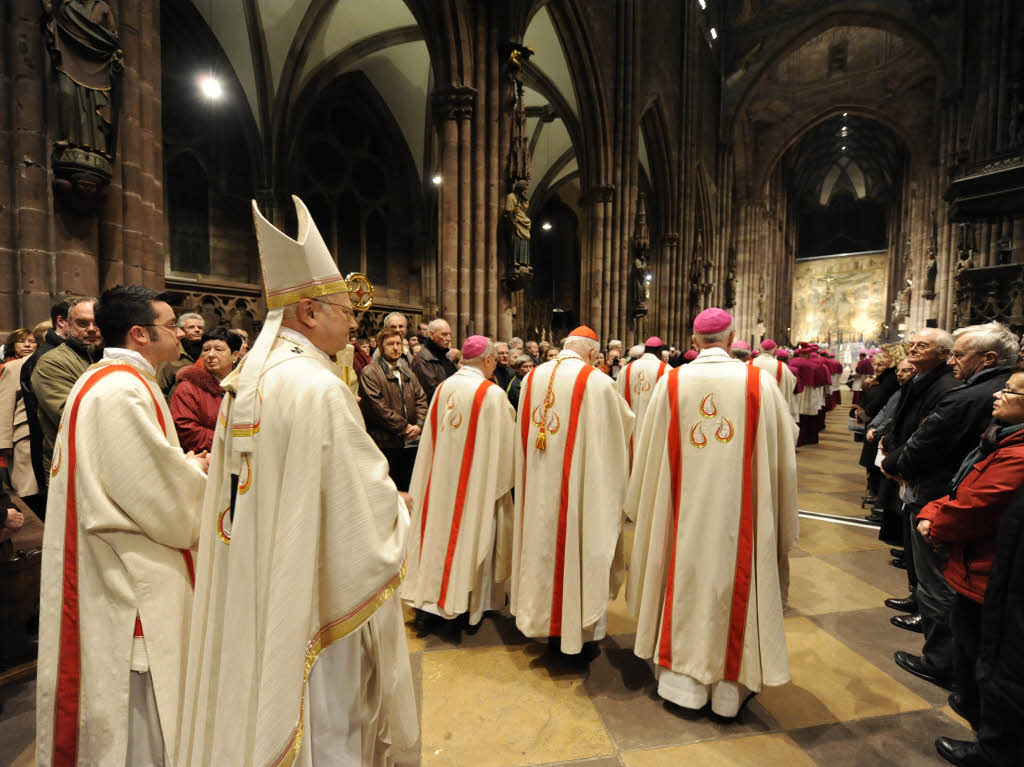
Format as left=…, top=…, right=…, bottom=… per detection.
left=442, top=392, right=463, bottom=431
left=691, top=394, right=735, bottom=447
left=217, top=506, right=232, bottom=544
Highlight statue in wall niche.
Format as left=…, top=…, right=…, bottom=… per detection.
left=42, top=0, right=124, bottom=201
left=505, top=179, right=532, bottom=268
left=924, top=252, right=938, bottom=300
left=724, top=247, right=738, bottom=309
left=631, top=255, right=649, bottom=317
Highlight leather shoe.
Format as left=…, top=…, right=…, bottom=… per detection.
left=948, top=693, right=978, bottom=728
left=890, top=548, right=904, bottom=558
left=894, top=650, right=955, bottom=690
left=891, top=612, right=923, bottom=632
left=890, top=557, right=907, bottom=569
left=935, top=737, right=987, bottom=766
left=884, top=594, right=918, bottom=613
left=864, top=512, right=883, bottom=523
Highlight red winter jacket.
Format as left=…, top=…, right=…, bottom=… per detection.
left=917, top=428, right=1024, bottom=603
left=169, top=363, right=226, bottom=453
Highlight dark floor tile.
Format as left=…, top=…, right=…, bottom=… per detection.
left=583, top=637, right=778, bottom=751
left=807, top=607, right=950, bottom=706
left=421, top=611, right=530, bottom=652
left=789, top=707, right=974, bottom=767
left=817, top=549, right=912, bottom=597
left=0, top=680, right=35, bottom=763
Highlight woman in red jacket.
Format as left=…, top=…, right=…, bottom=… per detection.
left=170, top=327, right=242, bottom=453
left=917, top=366, right=1024, bottom=742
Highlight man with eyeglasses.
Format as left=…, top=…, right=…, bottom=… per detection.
left=36, top=285, right=208, bottom=767
left=883, top=323, right=1019, bottom=693
left=30, top=297, right=103, bottom=484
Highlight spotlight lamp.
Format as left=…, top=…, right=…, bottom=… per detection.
left=541, top=221, right=552, bottom=231
left=198, top=74, right=223, bottom=101
left=431, top=174, right=442, bottom=185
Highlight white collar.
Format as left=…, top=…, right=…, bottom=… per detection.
left=459, top=365, right=485, bottom=379
left=640, top=352, right=660, bottom=361
left=697, top=347, right=730, bottom=359
left=278, top=326, right=332, bottom=364
left=103, top=347, right=155, bottom=376
left=555, top=349, right=582, bottom=362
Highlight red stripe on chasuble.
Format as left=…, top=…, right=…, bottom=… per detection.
left=657, top=369, right=683, bottom=668
left=548, top=365, right=595, bottom=636
left=722, top=364, right=762, bottom=681
left=53, top=364, right=177, bottom=763
left=775, top=360, right=783, bottom=385
left=624, top=363, right=633, bottom=408
left=437, top=380, right=494, bottom=609
left=418, top=382, right=445, bottom=561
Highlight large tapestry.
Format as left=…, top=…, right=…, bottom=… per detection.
left=791, top=250, right=888, bottom=343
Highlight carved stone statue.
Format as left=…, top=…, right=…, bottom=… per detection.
left=43, top=0, right=124, bottom=194
left=504, top=179, right=531, bottom=267
left=724, top=269, right=737, bottom=309
left=632, top=255, right=649, bottom=315
left=924, top=253, right=938, bottom=300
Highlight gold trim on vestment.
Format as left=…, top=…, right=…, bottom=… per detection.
left=267, top=561, right=407, bottom=767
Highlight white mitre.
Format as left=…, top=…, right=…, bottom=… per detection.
left=232, top=195, right=373, bottom=457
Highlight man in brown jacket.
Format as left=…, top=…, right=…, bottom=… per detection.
left=360, top=327, right=428, bottom=490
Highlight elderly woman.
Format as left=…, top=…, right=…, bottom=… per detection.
left=0, top=328, right=42, bottom=513
left=857, top=344, right=905, bottom=507
left=170, top=327, right=242, bottom=452
left=506, top=354, right=534, bottom=410
left=919, top=365, right=1024, bottom=760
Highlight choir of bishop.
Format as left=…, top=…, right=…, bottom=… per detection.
left=33, top=196, right=808, bottom=766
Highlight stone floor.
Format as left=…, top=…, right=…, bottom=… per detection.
left=0, top=395, right=973, bottom=766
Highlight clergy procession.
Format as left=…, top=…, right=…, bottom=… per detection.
left=12, top=194, right=1021, bottom=766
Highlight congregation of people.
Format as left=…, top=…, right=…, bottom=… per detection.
left=1, top=197, right=1022, bottom=767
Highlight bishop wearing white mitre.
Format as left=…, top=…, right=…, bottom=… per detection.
left=627, top=308, right=798, bottom=718
left=178, top=196, right=417, bottom=766
left=402, top=335, right=516, bottom=629
left=511, top=325, right=634, bottom=655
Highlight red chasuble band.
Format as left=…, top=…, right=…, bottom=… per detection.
left=417, top=382, right=445, bottom=561
left=53, top=364, right=188, bottom=764
left=548, top=365, right=595, bottom=636
left=657, top=368, right=684, bottom=668
left=438, top=380, right=494, bottom=609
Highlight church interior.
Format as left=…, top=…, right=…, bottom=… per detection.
left=2, top=0, right=1024, bottom=765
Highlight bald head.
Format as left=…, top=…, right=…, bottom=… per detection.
left=427, top=319, right=452, bottom=350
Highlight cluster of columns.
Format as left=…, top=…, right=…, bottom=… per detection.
left=0, top=0, right=165, bottom=329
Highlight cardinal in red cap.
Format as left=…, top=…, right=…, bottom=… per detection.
left=626, top=307, right=798, bottom=717
left=511, top=324, right=634, bottom=656
left=617, top=336, right=671, bottom=454
left=403, top=336, right=518, bottom=634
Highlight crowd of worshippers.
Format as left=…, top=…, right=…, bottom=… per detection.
left=845, top=324, right=1024, bottom=767
left=5, top=201, right=1023, bottom=766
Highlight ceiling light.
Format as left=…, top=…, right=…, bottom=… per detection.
left=710, top=27, right=718, bottom=40
left=198, top=74, right=223, bottom=100
left=841, top=145, right=847, bottom=151
left=698, top=0, right=706, bottom=8
left=541, top=221, right=552, bottom=231
left=431, top=174, right=442, bottom=185
left=842, top=112, right=848, bottom=117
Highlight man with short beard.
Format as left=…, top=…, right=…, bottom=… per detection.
left=31, top=297, right=102, bottom=482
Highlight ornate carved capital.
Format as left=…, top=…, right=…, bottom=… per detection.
left=433, top=86, right=477, bottom=121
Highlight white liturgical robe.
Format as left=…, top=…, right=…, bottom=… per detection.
left=752, top=353, right=800, bottom=426
left=179, top=329, right=417, bottom=767
left=616, top=353, right=669, bottom=453
left=36, top=351, right=206, bottom=767
left=626, top=348, right=798, bottom=702
left=511, top=349, right=634, bottom=653
left=402, top=366, right=516, bottom=624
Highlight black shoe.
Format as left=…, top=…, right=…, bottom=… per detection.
left=935, top=737, right=987, bottom=766
left=864, top=513, right=884, bottom=523
left=890, top=548, right=904, bottom=558
left=871, top=505, right=885, bottom=514
left=890, top=557, right=907, bottom=569
left=884, top=594, right=918, bottom=613
left=890, top=612, right=923, bottom=632
left=947, top=693, right=978, bottom=728
left=894, top=650, right=955, bottom=690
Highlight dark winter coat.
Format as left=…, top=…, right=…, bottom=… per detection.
left=360, top=355, right=428, bottom=450
left=410, top=340, right=456, bottom=403
left=20, top=329, right=64, bottom=492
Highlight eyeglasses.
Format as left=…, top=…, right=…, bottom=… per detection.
left=140, top=322, right=179, bottom=332
left=313, top=297, right=356, bottom=318
left=996, top=388, right=1024, bottom=398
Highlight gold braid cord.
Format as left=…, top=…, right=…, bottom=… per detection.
left=532, top=358, right=565, bottom=450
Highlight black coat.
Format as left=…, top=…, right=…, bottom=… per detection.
left=882, top=365, right=1013, bottom=504
left=859, top=366, right=899, bottom=421
left=976, top=483, right=1024, bottom=764
left=19, top=329, right=64, bottom=495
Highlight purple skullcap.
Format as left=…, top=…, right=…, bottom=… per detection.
left=760, top=339, right=777, bottom=351
left=693, top=307, right=732, bottom=334
left=684, top=349, right=698, bottom=361
left=461, top=335, right=490, bottom=360
left=645, top=336, right=664, bottom=347
left=732, top=340, right=750, bottom=351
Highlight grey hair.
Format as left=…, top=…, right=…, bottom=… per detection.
left=177, top=312, right=204, bottom=328
left=564, top=336, right=600, bottom=356
left=463, top=340, right=497, bottom=366
left=608, top=339, right=623, bottom=349
left=512, top=354, right=533, bottom=370
left=68, top=296, right=97, bottom=310
left=954, top=322, right=1020, bottom=366
left=427, top=318, right=450, bottom=333
left=628, top=344, right=644, bottom=360
left=509, top=336, right=523, bottom=347
left=916, top=327, right=954, bottom=355
left=383, top=311, right=407, bottom=327
left=730, top=348, right=751, bottom=360
left=694, top=323, right=734, bottom=346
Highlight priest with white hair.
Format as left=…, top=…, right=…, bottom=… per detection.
left=627, top=307, right=798, bottom=718
left=511, top=325, right=634, bottom=656
left=402, top=335, right=517, bottom=633
left=178, top=196, right=416, bottom=766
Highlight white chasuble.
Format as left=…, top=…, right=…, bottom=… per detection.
left=626, top=349, right=798, bottom=694
left=179, top=331, right=416, bottom=767
left=402, top=367, right=516, bottom=623
left=511, top=350, right=634, bottom=654
left=752, top=354, right=800, bottom=428
left=36, top=355, right=206, bottom=767
left=616, top=353, right=669, bottom=455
